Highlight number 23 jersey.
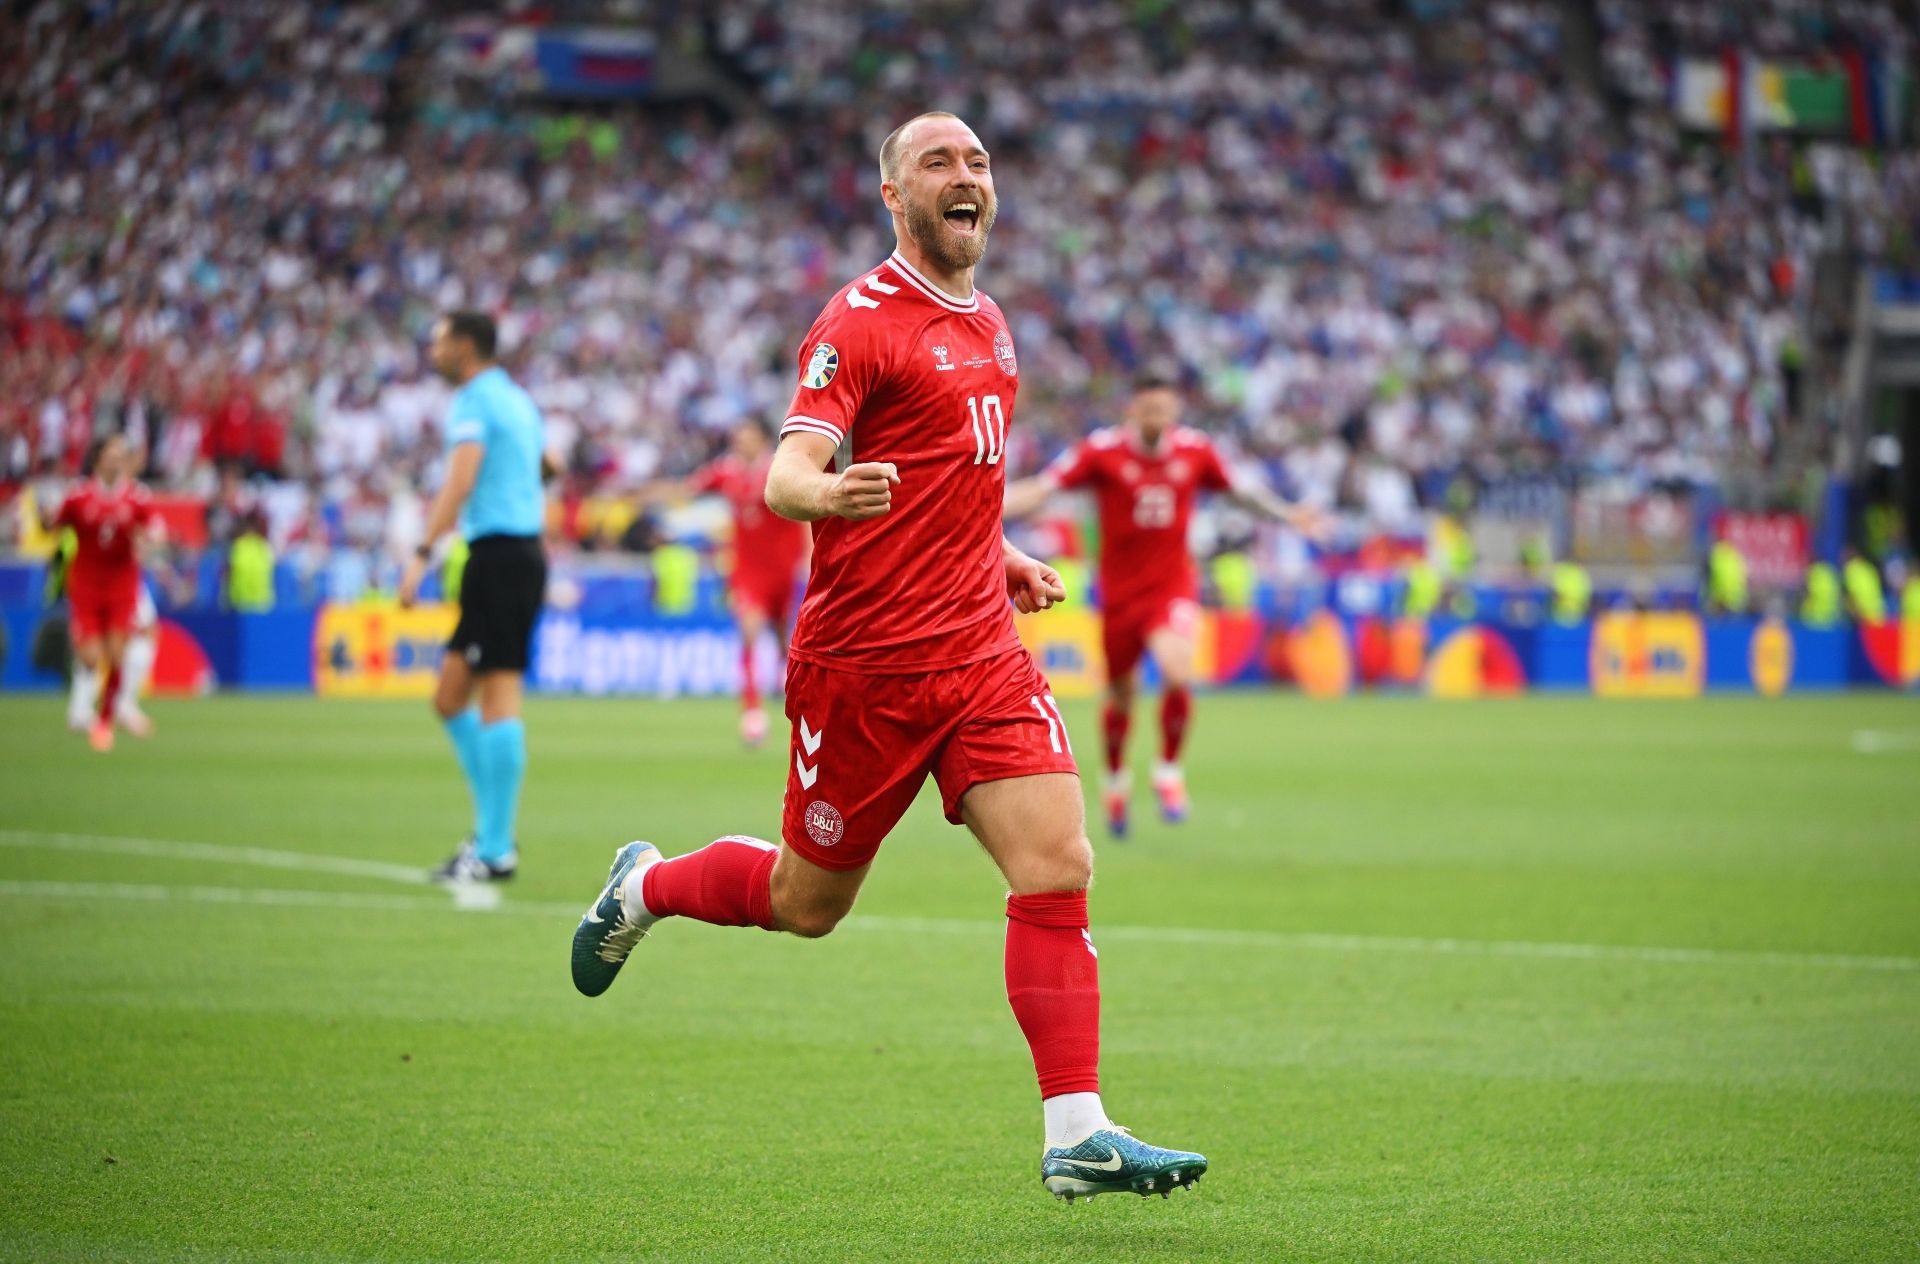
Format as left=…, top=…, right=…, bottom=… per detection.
left=780, top=251, right=1024, bottom=674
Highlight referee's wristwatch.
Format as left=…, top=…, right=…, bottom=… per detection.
left=414, top=543, right=434, bottom=562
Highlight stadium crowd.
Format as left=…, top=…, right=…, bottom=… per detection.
left=2, top=0, right=1916, bottom=569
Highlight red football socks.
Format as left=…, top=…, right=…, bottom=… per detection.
left=1160, top=686, right=1191, bottom=762
left=740, top=643, right=761, bottom=711
left=98, top=666, right=122, bottom=723
left=1005, top=890, right=1101, bottom=1098
left=639, top=836, right=778, bottom=930
left=1101, top=703, right=1129, bottom=775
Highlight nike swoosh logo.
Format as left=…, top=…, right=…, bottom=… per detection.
left=584, top=903, right=605, bottom=925
left=1057, top=1147, right=1123, bottom=1172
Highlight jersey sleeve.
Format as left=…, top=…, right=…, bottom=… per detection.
left=780, top=300, right=884, bottom=448
left=1194, top=437, right=1236, bottom=492
left=131, top=488, right=164, bottom=537
left=50, top=490, right=79, bottom=529
left=1044, top=438, right=1100, bottom=491
left=446, top=393, right=486, bottom=448
left=688, top=460, right=727, bottom=495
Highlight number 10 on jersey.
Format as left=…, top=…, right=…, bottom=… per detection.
left=967, top=395, right=1006, bottom=466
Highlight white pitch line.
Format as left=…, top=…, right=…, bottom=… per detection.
left=1851, top=729, right=1920, bottom=755
left=0, top=877, right=1913, bottom=976
left=850, top=915, right=1920, bottom=974
left=0, top=879, right=480, bottom=914
left=0, top=830, right=431, bottom=886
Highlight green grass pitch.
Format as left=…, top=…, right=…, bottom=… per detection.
left=1, top=691, right=1917, bottom=1262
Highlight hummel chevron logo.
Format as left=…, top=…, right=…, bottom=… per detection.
left=844, top=274, right=904, bottom=311
left=796, top=717, right=824, bottom=787
left=1058, top=1147, right=1124, bottom=1172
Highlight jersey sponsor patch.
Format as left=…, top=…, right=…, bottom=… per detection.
left=803, top=800, right=845, bottom=847
left=993, top=329, right=1018, bottom=377
left=802, top=342, right=840, bottom=389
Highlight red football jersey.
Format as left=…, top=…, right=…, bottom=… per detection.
left=780, top=251, right=1024, bottom=673
left=690, top=453, right=809, bottom=586
left=53, top=479, right=159, bottom=588
left=1046, top=426, right=1235, bottom=619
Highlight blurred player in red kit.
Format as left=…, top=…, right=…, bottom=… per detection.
left=52, top=435, right=163, bottom=753
left=1007, top=373, right=1323, bottom=836
left=658, top=419, right=810, bottom=746
left=571, top=112, right=1207, bottom=1201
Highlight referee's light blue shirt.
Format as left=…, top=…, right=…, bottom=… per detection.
left=446, top=366, right=545, bottom=539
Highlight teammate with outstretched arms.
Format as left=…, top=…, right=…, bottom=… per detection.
left=51, top=435, right=163, bottom=753
left=649, top=419, right=809, bottom=747
left=571, top=112, right=1208, bottom=1202
left=1006, top=373, right=1324, bottom=836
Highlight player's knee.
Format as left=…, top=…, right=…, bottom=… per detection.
left=430, top=693, right=463, bottom=721
left=779, top=900, right=848, bottom=939
left=1010, top=832, right=1093, bottom=895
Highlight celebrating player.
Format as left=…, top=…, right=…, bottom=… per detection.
left=51, top=435, right=163, bottom=753
left=68, top=581, right=159, bottom=736
left=656, top=419, right=810, bottom=747
left=400, top=311, right=548, bottom=884
left=1006, top=373, right=1323, bottom=837
left=571, top=112, right=1207, bottom=1202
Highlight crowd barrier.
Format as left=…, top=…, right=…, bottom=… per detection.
left=3, top=590, right=1915, bottom=699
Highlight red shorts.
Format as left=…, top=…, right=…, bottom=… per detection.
left=68, top=577, right=140, bottom=643
left=732, top=572, right=795, bottom=628
left=1102, top=595, right=1200, bottom=683
left=780, top=648, right=1080, bottom=871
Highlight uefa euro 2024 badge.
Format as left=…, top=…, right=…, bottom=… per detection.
left=803, top=342, right=839, bottom=389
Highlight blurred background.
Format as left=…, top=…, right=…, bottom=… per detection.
left=3, top=0, right=1918, bottom=697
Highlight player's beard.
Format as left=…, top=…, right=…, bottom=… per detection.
left=904, top=187, right=995, bottom=273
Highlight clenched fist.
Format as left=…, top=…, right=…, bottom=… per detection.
left=827, top=462, right=900, bottom=521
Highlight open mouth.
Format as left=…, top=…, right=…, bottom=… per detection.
left=943, top=201, right=981, bottom=235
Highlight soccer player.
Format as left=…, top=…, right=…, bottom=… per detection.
left=51, top=435, right=162, bottom=753
left=658, top=419, right=810, bottom=746
left=571, top=112, right=1207, bottom=1202
left=68, top=581, right=158, bottom=736
left=399, top=311, right=548, bottom=884
left=1006, top=373, right=1323, bottom=836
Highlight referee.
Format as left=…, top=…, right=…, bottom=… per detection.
left=401, top=311, right=548, bottom=883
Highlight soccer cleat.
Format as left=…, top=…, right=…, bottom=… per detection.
left=119, top=709, right=155, bottom=739
left=740, top=705, right=769, bottom=748
left=430, top=838, right=517, bottom=883
left=1042, top=1125, right=1207, bottom=1202
left=88, top=719, right=115, bottom=753
left=1152, top=762, right=1188, bottom=824
left=1102, top=770, right=1130, bottom=840
left=570, top=841, right=663, bottom=997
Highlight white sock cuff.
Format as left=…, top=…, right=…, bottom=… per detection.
left=1042, top=1091, right=1110, bottom=1149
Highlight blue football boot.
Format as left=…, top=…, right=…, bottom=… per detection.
left=1152, top=763, right=1189, bottom=824
left=570, top=842, right=662, bottom=998
left=1042, top=1125, right=1207, bottom=1202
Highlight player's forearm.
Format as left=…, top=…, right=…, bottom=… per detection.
left=1003, top=478, right=1053, bottom=520
left=764, top=452, right=835, bottom=522
left=420, top=483, right=470, bottom=550
left=1231, top=485, right=1295, bottom=523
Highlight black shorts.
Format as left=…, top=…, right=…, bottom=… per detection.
left=449, top=535, right=547, bottom=674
